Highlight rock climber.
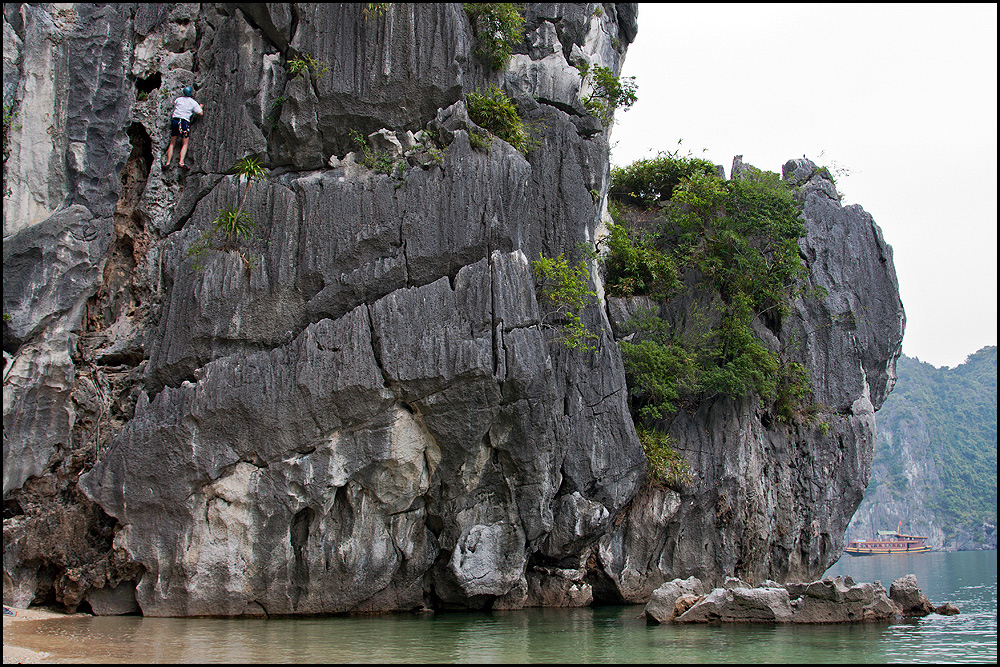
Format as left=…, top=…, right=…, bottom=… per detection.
left=165, top=85, right=204, bottom=170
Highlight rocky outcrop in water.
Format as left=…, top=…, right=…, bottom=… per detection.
left=645, top=573, right=949, bottom=624
left=4, top=3, right=903, bottom=617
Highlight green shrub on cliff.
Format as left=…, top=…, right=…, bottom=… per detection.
left=581, top=64, right=638, bottom=128
left=3, top=102, right=18, bottom=162
left=288, top=52, right=329, bottom=81
left=214, top=156, right=267, bottom=249
left=211, top=205, right=255, bottom=251
left=188, top=156, right=268, bottom=267
left=773, top=360, right=813, bottom=424
left=531, top=252, right=598, bottom=353
left=619, top=336, right=700, bottom=419
left=674, top=166, right=808, bottom=323
left=463, top=3, right=525, bottom=71
left=363, top=3, right=390, bottom=19
left=638, top=426, right=693, bottom=490
left=466, top=85, right=533, bottom=154
left=348, top=129, right=404, bottom=176
left=266, top=96, right=288, bottom=132
left=601, top=220, right=680, bottom=300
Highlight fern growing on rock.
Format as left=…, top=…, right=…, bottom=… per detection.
left=466, top=85, right=534, bottom=154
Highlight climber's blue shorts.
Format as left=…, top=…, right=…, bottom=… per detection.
left=170, top=117, right=191, bottom=138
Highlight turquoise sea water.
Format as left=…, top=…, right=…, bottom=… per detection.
left=823, top=549, right=998, bottom=663
left=9, top=549, right=996, bottom=663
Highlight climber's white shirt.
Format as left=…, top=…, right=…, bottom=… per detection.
left=172, top=96, right=203, bottom=121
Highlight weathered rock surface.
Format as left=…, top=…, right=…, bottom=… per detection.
left=782, top=577, right=901, bottom=623
left=4, top=3, right=903, bottom=617
left=643, top=576, right=704, bottom=624
left=3, top=205, right=111, bottom=492
left=650, top=574, right=953, bottom=624
left=5, top=3, right=645, bottom=616
left=935, top=602, right=960, bottom=616
left=677, top=585, right=796, bottom=623
left=888, top=573, right=935, bottom=617
left=3, top=4, right=132, bottom=237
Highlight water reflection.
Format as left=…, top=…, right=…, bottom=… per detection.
left=8, top=551, right=995, bottom=663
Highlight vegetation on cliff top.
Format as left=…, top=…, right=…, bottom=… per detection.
left=530, top=149, right=816, bottom=488
left=605, top=150, right=813, bottom=436
left=609, top=151, right=718, bottom=207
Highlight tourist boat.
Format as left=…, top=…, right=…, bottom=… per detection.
left=844, top=527, right=930, bottom=556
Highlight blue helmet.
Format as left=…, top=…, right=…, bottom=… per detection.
left=182, top=86, right=194, bottom=96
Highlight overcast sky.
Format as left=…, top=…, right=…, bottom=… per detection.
left=609, top=3, right=997, bottom=369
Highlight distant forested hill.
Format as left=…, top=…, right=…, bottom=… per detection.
left=847, top=346, right=997, bottom=550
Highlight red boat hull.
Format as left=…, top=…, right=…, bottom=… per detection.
left=844, top=531, right=930, bottom=556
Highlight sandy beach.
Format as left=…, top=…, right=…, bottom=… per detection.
left=2, top=606, right=78, bottom=664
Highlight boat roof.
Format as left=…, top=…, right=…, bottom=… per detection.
left=875, top=530, right=929, bottom=539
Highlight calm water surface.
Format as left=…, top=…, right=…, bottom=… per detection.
left=10, top=550, right=996, bottom=663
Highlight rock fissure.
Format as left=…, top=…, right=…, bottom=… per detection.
left=364, top=303, right=393, bottom=393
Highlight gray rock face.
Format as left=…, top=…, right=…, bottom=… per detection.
left=935, top=602, right=960, bottom=616
left=4, top=3, right=904, bottom=618
left=677, top=585, right=795, bottom=623
left=524, top=565, right=593, bottom=608
left=2, top=205, right=111, bottom=497
left=84, top=581, right=140, bottom=616
left=6, top=3, right=645, bottom=616
left=3, top=4, right=132, bottom=236
left=3, top=205, right=111, bottom=353
left=80, top=248, right=643, bottom=615
left=3, top=4, right=142, bottom=613
left=782, top=158, right=904, bottom=414
left=783, top=577, right=900, bottom=623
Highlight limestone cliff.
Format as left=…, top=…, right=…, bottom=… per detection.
left=595, top=157, right=906, bottom=602
left=3, top=3, right=903, bottom=617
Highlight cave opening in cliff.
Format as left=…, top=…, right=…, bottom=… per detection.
left=135, top=71, right=161, bottom=98
left=116, top=121, right=153, bottom=252
left=4, top=496, right=24, bottom=519
left=123, top=122, right=153, bottom=186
